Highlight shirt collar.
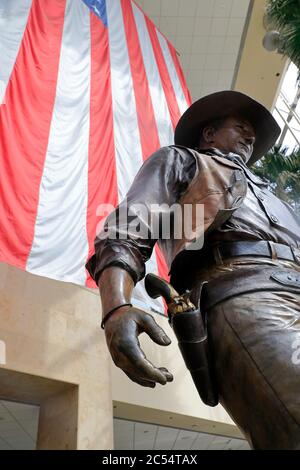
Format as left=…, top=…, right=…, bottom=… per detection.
left=196, top=147, right=268, bottom=187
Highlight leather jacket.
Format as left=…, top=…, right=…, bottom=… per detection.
left=86, top=145, right=300, bottom=289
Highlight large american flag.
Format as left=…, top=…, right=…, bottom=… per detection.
left=0, top=0, right=191, bottom=312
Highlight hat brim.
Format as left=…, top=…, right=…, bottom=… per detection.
left=174, top=91, right=281, bottom=165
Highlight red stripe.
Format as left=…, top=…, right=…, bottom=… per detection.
left=156, top=241, right=171, bottom=312
left=145, top=16, right=182, bottom=130
left=85, top=12, right=118, bottom=288
left=121, top=0, right=160, bottom=158
left=0, top=0, right=66, bottom=269
left=167, top=41, right=192, bottom=107
left=155, top=244, right=170, bottom=283
left=122, top=0, right=169, bottom=285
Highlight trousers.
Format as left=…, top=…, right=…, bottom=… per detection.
left=200, top=258, right=300, bottom=449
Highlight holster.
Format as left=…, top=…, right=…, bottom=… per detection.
left=169, top=282, right=219, bottom=407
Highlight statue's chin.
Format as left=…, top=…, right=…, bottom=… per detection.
left=234, top=150, right=250, bottom=164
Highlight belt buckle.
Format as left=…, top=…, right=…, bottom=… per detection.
left=267, top=240, right=278, bottom=260
left=213, top=245, right=224, bottom=266
left=291, top=246, right=300, bottom=265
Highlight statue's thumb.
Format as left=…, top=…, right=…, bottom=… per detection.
left=142, top=315, right=171, bottom=346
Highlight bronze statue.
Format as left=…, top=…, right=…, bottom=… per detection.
left=86, top=91, right=300, bottom=449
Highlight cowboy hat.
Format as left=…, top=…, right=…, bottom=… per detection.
left=174, top=90, right=281, bottom=165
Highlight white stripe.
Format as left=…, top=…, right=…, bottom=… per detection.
left=132, top=3, right=174, bottom=147
left=156, top=30, right=189, bottom=116
left=26, top=0, right=90, bottom=285
left=0, top=0, right=32, bottom=104
left=107, top=0, right=163, bottom=312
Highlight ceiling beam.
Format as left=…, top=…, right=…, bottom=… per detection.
left=233, top=0, right=288, bottom=110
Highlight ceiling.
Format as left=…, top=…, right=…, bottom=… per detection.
left=0, top=400, right=39, bottom=450
left=0, top=400, right=250, bottom=450
left=114, top=418, right=250, bottom=450
left=135, top=0, right=252, bottom=100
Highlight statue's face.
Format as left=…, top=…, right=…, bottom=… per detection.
left=204, top=116, right=256, bottom=163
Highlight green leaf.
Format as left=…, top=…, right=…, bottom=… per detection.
left=251, top=145, right=300, bottom=213
left=266, top=0, right=300, bottom=68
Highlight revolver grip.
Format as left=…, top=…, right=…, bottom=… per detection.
left=145, top=273, right=175, bottom=304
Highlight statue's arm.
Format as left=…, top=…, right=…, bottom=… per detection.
left=86, top=146, right=196, bottom=387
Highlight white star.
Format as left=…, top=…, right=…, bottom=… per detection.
left=93, top=3, right=101, bottom=16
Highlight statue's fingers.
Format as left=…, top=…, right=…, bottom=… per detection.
left=120, top=341, right=170, bottom=385
left=158, top=367, right=174, bottom=382
left=141, top=314, right=171, bottom=346
left=124, top=371, right=156, bottom=388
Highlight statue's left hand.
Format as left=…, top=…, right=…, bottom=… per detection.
left=104, top=305, right=174, bottom=388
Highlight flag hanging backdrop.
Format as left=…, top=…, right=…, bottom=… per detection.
left=0, top=0, right=191, bottom=313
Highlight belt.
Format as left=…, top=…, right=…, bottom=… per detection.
left=201, top=241, right=300, bottom=266
left=202, top=267, right=300, bottom=311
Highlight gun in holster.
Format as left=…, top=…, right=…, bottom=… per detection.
left=145, top=273, right=219, bottom=407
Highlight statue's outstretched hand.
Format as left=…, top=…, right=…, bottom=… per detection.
left=104, top=305, right=173, bottom=388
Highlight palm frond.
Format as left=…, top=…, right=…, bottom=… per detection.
left=252, top=145, right=300, bottom=213
left=266, top=0, right=300, bottom=29
left=266, top=0, right=300, bottom=68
